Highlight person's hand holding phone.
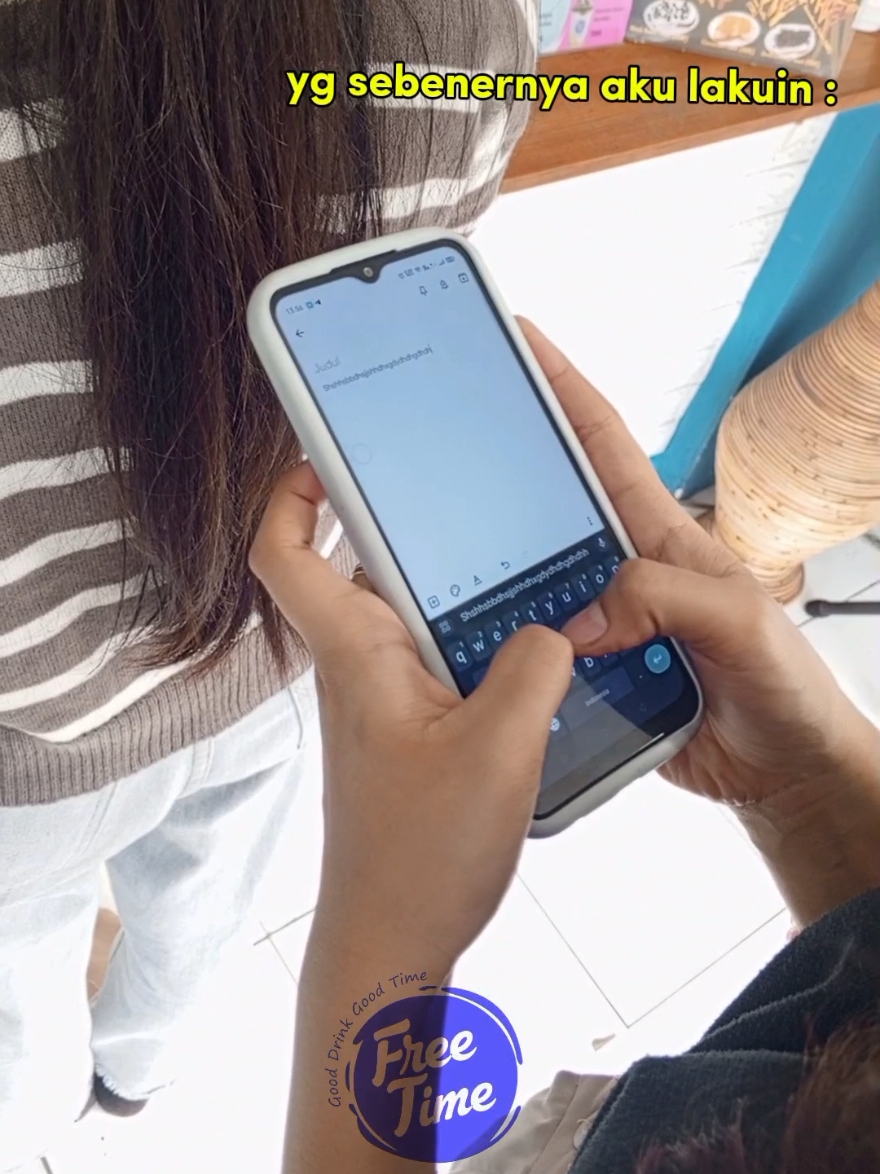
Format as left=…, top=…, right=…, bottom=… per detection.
left=250, top=461, right=573, bottom=967
left=252, top=320, right=879, bottom=938
left=251, top=460, right=575, bottom=1174
left=515, top=321, right=877, bottom=812
left=517, top=321, right=880, bottom=930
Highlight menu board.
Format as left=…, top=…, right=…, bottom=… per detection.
left=540, top=0, right=636, bottom=50
left=625, top=0, right=860, bottom=76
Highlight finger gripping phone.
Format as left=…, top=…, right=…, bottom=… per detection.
left=247, top=229, right=703, bottom=835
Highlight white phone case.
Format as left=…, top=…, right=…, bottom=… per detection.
left=247, top=227, right=703, bottom=836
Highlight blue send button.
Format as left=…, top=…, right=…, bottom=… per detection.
left=645, top=643, right=672, bottom=674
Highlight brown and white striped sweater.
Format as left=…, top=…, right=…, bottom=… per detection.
left=0, top=0, right=537, bottom=805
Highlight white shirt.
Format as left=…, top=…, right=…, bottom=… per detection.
left=450, top=1073, right=617, bottom=1174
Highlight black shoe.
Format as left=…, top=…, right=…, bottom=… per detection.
left=93, top=1072, right=149, bottom=1118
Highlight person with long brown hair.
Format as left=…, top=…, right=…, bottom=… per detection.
left=250, top=321, right=880, bottom=1174
left=0, top=0, right=536, bottom=1165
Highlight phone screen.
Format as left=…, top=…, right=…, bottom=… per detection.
left=270, top=240, right=700, bottom=819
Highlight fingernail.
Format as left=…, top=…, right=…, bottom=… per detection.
left=563, top=602, right=608, bottom=645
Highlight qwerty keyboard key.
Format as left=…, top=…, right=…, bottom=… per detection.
left=555, top=582, right=579, bottom=613
left=538, top=592, right=560, bottom=622
left=523, top=599, right=542, bottom=624
left=573, top=573, right=595, bottom=603
left=587, top=565, right=609, bottom=593
left=485, top=620, right=505, bottom=649
left=447, top=641, right=472, bottom=670
left=466, top=630, right=492, bottom=662
left=561, top=666, right=634, bottom=730
left=576, top=655, right=602, bottom=680
left=502, top=610, right=522, bottom=634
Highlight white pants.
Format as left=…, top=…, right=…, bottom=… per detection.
left=0, top=677, right=315, bottom=1170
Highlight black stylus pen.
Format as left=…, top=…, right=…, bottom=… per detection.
left=804, top=600, right=880, bottom=617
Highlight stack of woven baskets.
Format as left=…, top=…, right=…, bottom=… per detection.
left=703, top=279, right=880, bottom=602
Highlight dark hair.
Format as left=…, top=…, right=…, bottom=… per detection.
left=2, top=0, right=402, bottom=671
left=635, top=1018, right=880, bottom=1174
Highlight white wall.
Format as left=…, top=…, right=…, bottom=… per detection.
left=471, top=114, right=835, bottom=460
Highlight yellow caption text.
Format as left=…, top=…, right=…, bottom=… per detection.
left=286, top=63, right=836, bottom=111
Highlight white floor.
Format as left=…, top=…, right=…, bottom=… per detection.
left=36, top=529, right=880, bottom=1174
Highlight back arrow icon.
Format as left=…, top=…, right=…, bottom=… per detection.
left=295, top=329, right=305, bottom=337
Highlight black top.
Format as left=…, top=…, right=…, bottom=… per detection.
left=572, top=888, right=880, bottom=1173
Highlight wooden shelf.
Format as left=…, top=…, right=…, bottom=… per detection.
left=503, top=32, right=880, bottom=191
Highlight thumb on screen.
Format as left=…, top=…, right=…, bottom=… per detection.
left=462, top=623, right=573, bottom=764
left=563, top=558, right=761, bottom=669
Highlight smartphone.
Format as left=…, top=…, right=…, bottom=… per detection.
left=247, top=228, right=703, bottom=835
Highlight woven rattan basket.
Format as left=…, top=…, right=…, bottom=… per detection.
left=701, top=280, right=880, bottom=602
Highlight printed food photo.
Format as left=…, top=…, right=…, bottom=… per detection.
left=626, top=0, right=860, bottom=74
